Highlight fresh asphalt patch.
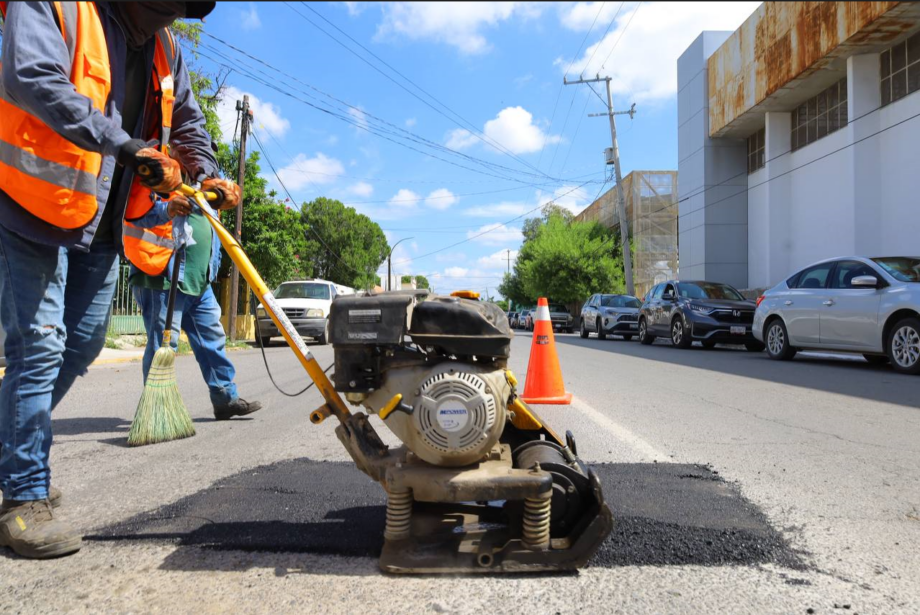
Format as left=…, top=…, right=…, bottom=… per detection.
left=90, top=459, right=804, bottom=571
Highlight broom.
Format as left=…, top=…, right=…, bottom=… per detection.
left=127, top=252, right=195, bottom=446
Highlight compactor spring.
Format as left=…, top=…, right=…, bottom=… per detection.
left=522, top=491, right=552, bottom=550
left=384, top=488, right=413, bottom=541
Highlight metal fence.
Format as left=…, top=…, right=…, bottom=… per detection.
left=107, top=261, right=145, bottom=335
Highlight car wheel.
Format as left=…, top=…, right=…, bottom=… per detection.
left=671, top=317, right=693, bottom=349
left=622, top=335, right=633, bottom=341
left=580, top=319, right=589, bottom=338
left=887, top=317, right=920, bottom=375
left=745, top=341, right=765, bottom=352
left=701, top=340, right=716, bottom=349
left=597, top=319, right=606, bottom=340
left=765, top=319, right=796, bottom=361
left=863, top=354, right=889, bottom=365
left=638, top=319, right=654, bottom=345
left=259, top=336, right=272, bottom=348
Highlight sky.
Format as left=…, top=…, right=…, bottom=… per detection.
left=191, top=1, right=761, bottom=296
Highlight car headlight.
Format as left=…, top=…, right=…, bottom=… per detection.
left=306, top=308, right=324, bottom=318
left=256, top=307, right=266, bottom=318
left=689, top=304, right=712, bottom=314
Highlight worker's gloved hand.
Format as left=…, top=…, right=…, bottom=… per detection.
left=117, top=139, right=182, bottom=192
left=201, top=177, right=242, bottom=210
left=167, top=194, right=193, bottom=219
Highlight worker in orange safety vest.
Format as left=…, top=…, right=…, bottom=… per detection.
left=0, top=2, right=241, bottom=560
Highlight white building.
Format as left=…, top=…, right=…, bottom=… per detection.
left=678, top=2, right=920, bottom=291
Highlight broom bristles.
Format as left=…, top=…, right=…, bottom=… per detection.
left=127, top=346, right=195, bottom=446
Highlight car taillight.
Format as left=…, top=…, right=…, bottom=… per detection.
left=755, top=294, right=765, bottom=308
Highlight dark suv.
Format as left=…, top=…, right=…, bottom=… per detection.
left=637, top=280, right=764, bottom=351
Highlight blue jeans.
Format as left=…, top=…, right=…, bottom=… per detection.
left=0, top=225, right=118, bottom=501
left=132, top=285, right=238, bottom=408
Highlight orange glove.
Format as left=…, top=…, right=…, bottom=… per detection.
left=202, top=177, right=242, bottom=210
left=167, top=194, right=193, bottom=219
left=134, top=147, right=182, bottom=192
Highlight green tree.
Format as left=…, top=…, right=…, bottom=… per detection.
left=517, top=216, right=623, bottom=304
left=498, top=271, right=531, bottom=307
left=301, top=197, right=388, bottom=290
left=401, top=274, right=430, bottom=290
left=522, top=202, right=575, bottom=242
left=494, top=299, right=509, bottom=311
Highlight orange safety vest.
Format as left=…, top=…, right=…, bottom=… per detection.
left=122, top=29, right=179, bottom=276
left=0, top=2, right=110, bottom=229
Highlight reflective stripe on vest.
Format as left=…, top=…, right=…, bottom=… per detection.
left=122, top=29, right=179, bottom=277
left=0, top=2, right=109, bottom=230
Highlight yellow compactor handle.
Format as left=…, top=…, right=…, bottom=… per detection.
left=179, top=184, right=352, bottom=423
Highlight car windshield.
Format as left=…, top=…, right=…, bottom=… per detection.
left=872, top=257, right=920, bottom=283
left=600, top=295, right=641, bottom=308
left=677, top=282, right=744, bottom=301
left=275, top=282, right=330, bottom=300
left=549, top=304, right=569, bottom=313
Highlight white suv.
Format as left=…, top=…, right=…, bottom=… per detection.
left=256, top=279, right=353, bottom=346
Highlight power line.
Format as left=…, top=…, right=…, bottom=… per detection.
left=288, top=2, right=554, bottom=182
left=537, top=1, right=610, bottom=171
left=601, top=2, right=642, bottom=70
left=190, top=41, right=562, bottom=186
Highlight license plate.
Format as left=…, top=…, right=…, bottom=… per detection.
left=628, top=323, right=637, bottom=329
left=731, top=326, right=746, bottom=335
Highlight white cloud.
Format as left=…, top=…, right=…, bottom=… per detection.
left=466, top=223, right=523, bottom=246
left=543, top=184, right=591, bottom=214
left=343, top=1, right=365, bottom=17
left=444, top=266, right=470, bottom=277
left=347, top=182, right=374, bottom=197
left=559, top=2, right=759, bottom=103
left=389, top=188, right=421, bottom=208
left=477, top=249, right=518, bottom=270
left=559, top=2, right=621, bottom=31
left=240, top=3, right=261, bottom=30
left=425, top=188, right=458, bottom=210
left=348, top=107, right=370, bottom=133
left=326, top=135, right=340, bottom=146
left=446, top=128, right=479, bottom=150
left=217, top=86, right=289, bottom=142
left=448, top=107, right=559, bottom=155
left=405, top=118, right=417, bottom=128
left=375, top=2, right=544, bottom=55
left=463, top=201, right=530, bottom=217
left=274, top=153, right=345, bottom=191
left=513, top=74, right=534, bottom=88
left=462, top=184, right=594, bottom=218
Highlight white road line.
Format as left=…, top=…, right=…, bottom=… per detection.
left=570, top=396, right=672, bottom=463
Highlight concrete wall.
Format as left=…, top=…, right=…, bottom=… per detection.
left=678, top=32, right=749, bottom=289
left=746, top=52, right=920, bottom=289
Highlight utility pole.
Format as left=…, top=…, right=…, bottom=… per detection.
left=228, top=95, right=251, bottom=341
left=386, top=236, right=413, bottom=292
left=564, top=75, right=636, bottom=296
left=506, top=249, right=511, bottom=274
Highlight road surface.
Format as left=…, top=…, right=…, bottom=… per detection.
left=1, top=332, right=918, bottom=614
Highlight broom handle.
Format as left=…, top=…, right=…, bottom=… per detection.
left=162, top=249, right=183, bottom=347
left=178, top=184, right=352, bottom=424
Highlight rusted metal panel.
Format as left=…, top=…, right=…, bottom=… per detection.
left=708, top=1, right=913, bottom=136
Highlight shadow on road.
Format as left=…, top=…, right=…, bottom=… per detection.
left=87, top=457, right=804, bottom=575
left=538, top=331, right=920, bottom=410
left=51, top=416, right=131, bottom=437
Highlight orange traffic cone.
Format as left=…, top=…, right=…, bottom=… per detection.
left=521, top=298, right=572, bottom=405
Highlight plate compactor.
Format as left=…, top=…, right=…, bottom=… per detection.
left=181, top=184, right=612, bottom=574
left=319, top=291, right=613, bottom=573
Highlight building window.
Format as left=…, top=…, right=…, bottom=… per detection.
left=880, top=30, right=920, bottom=107
left=747, top=127, right=765, bottom=174
left=791, top=78, right=847, bottom=151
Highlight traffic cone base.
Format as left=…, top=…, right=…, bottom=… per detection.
left=520, top=298, right=572, bottom=406
left=520, top=392, right=573, bottom=405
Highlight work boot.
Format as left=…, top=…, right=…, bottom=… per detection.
left=49, top=486, right=63, bottom=509
left=0, top=499, right=82, bottom=559
left=213, top=398, right=262, bottom=421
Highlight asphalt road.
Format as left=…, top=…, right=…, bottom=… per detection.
left=1, top=331, right=918, bottom=614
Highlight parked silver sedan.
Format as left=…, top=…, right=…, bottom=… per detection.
left=753, top=256, right=920, bottom=374
left=580, top=293, right=641, bottom=340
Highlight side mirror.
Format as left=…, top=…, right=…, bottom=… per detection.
left=851, top=275, right=879, bottom=288
left=662, top=293, right=675, bottom=301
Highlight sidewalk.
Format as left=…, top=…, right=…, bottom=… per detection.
left=0, top=347, right=145, bottom=378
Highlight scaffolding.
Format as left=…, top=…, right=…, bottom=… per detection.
left=574, top=170, right=678, bottom=299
